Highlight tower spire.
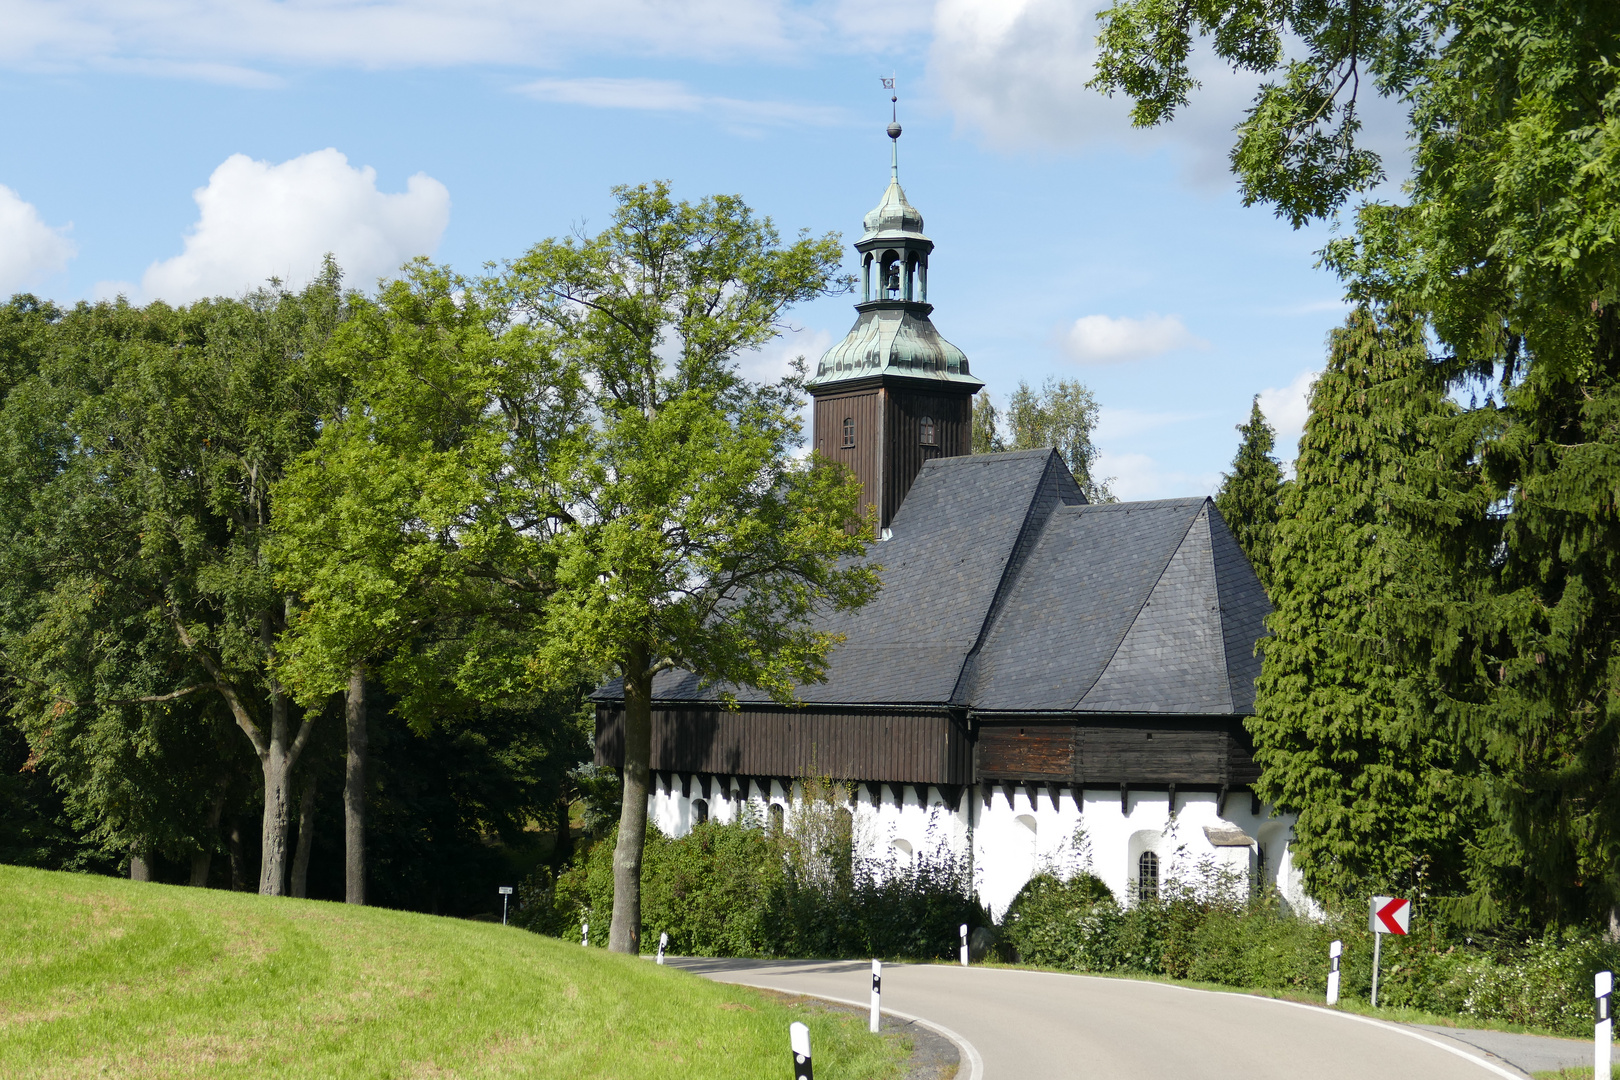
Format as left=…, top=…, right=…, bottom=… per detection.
left=882, top=75, right=900, bottom=179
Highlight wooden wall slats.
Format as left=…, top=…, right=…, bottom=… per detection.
left=599, top=708, right=1262, bottom=789
left=597, top=705, right=971, bottom=784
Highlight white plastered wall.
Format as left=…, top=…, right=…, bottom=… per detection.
left=646, top=778, right=1309, bottom=920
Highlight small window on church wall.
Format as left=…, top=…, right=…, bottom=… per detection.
left=842, top=417, right=856, bottom=447
left=919, top=415, right=937, bottom=446
left=692, top=799, right=709, bottom=825
left=768, top=803, right=785, bottom=833
left=1138, top=851, right=1159, bottom=902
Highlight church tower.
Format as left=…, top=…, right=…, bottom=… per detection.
left=808, top=118, right=982, bottom=535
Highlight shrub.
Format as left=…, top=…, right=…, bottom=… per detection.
left=515, top=795, right=985, bottom=960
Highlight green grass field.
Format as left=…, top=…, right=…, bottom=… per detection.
left=0, top=865, right=905, bottom=1079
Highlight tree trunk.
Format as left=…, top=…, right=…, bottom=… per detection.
left=608, top=646, right=652, bottom=954
left=129, top=844, right=152, bottom=882
left=190, top=778, right=229, bottom=887
left=258, top=684, right=296, bottom=896
left=291, top=778, right=317, bottom=899
left=344, top=664, right=367, bottom=905
left=228, top=819, right=246, bottom=891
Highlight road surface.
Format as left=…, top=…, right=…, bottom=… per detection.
left=672, top=957, right=1566, bottom=1079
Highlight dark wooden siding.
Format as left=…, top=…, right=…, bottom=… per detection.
left=596, top=705, right=971, bottom=785
left=882, top=385, right=972, bottom=530
left=975, top=718, right=1262, bottom=788
left=813, top=389, right=883, bottom=531
left=977, top=723, right=1074, bottom=780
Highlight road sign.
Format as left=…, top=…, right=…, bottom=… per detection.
left=498, top=886, right=513, bottom=895
left=1370, top=896, right=1410, bottom=935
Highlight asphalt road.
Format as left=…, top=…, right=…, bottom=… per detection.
left=671, top=958, right=1562, bottom=1080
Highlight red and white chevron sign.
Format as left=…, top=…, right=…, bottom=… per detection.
left=1370, top=895, right=1410, bottom=935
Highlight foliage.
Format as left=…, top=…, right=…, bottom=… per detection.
left=0, top=278, right=349, bottom=891
left=0, top=863, right=906, bottom=1080
left=1213, top=396, right=1286, bottom=588
left=517, top=794, right=985, bottom=961
left=1092, top=0, right=1620, bottom=927
left=974, top=378, right=1115, bottom=501
left=999, top=860, right=1620, bottom=1036
left=1252, top=307, right=1479, bottom=903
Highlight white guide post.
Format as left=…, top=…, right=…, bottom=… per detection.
left=791, top=1020, right=813, bottom=1080
left=870, top=959, right=882, bottom=1034
left=581, top=920, right=589, bottom=947
left=1598, top=970, right=1612, bottom=1080
left=1327, top=939, right=1342, bottom=1005
left=959, top=923, right=969, bottom=967
left=657, top=931, right=668, bottom=965
left=498, top=885, right=513, bottom=926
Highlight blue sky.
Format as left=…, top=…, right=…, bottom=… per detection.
left=0, top=0, right=1385, bottom=498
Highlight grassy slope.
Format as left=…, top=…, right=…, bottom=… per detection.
left=0, top=866, right=903, bottom=1080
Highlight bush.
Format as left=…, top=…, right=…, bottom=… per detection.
left=997, top=856, right=1620, bottom=1036
left=515, top=794, right=986, bottom=961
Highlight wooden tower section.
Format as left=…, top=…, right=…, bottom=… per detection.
left=808, top=121, right=982, bottom=534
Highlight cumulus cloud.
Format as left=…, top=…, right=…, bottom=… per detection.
left=1060, top=313, right=1208, bottom=364
left=1257, top=367, right=1319, bottom=467
left=0, top=184, right=75, bottom=294
left=515, top=77, right=844, bottom=128
left=928, top=0, right=1412, bottom=188
left=1095, top=450, right=1220, bottom=501
left=140, top=149, right=449, bottom=303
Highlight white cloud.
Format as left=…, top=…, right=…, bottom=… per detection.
left=1256, top=367, right=1319, bottom=466
left=0, top=0, right=824, bottom=74
left=1061, top=313, right=1207, bottom=364
left=1093, top=406, right=1210, bottom=443
left=0, top=184, right=75, bottom=294
left=928, top=0, right=1412, bottom=189
left=140, top=149, right=449, bottom=303
left=1096, top=450, right=1220, bottom=501
left=515, top=77, right=845, bottom=129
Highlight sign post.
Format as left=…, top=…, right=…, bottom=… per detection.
left=657, top=932, right=668, bottom=965
left=870, top=959, right=882, bottom=1033
left=1327, top=940, right=1342, bottom=1005
left=790, top=1021, right=813, bottom=1080
left=1368, top=896, right=1410, bottom=1007
left=498, top=885, right=513, bottom=926
left=581, top=920, right=589, bottom=947
left=1597, top=970, right=1612, bottom=1080
left=959, top=924, right=969, bottom=967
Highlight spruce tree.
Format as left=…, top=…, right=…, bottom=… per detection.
left=1252, top=307, right=1477, bottom=902
left=1214, top=396, right=1285, bottom=588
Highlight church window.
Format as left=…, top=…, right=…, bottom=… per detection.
left=692, top=799, right=709, bottom=825
left=919, top=415, right=937, bottom=445
left=769, top=803, right=784, bottom=833
left=843, top=417, right=856, bottom=447
left=1137, top=851, right=1159, bottom=902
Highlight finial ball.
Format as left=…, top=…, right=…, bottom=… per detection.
left=887, top=122, right=902, bottom=140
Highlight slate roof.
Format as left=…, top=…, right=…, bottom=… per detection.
left=613, top=449, right=1270, bottom=717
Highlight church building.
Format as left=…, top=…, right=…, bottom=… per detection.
left=594, top=123, right=1307, bottom=917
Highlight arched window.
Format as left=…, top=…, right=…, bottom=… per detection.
left=1254, top=844, right=1268, bottom=888
left=919, top=415, right=937, bottom=446
left=692, top=799, right=709, bottom=825
left=842, top=417, right=856, bottom=447
left=768, top=803, right=785, bottom=833
left=1137, top=851, right=1159, bottom=902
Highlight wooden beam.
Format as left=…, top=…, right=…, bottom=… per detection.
left=1120, top=782, right=1129, bottom=815
left=1072, top=786, right=1085, bottom=813
left=939, top=784, right=963, bottom=812
left=1216, top=784, right=1229, bottom=817
left=1168, top=783, right=1177, bottom=815
left=865, top=780, right=882, bottom=806
left=1047, top=782, right=1061, bottom=811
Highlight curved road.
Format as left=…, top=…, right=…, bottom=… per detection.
left=671, top=958, right=1547, bottom=1080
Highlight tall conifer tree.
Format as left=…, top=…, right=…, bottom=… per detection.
left=1252, top=307, right=1476, bottom=902
left=1215, top=396, right=1285, bottom=588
